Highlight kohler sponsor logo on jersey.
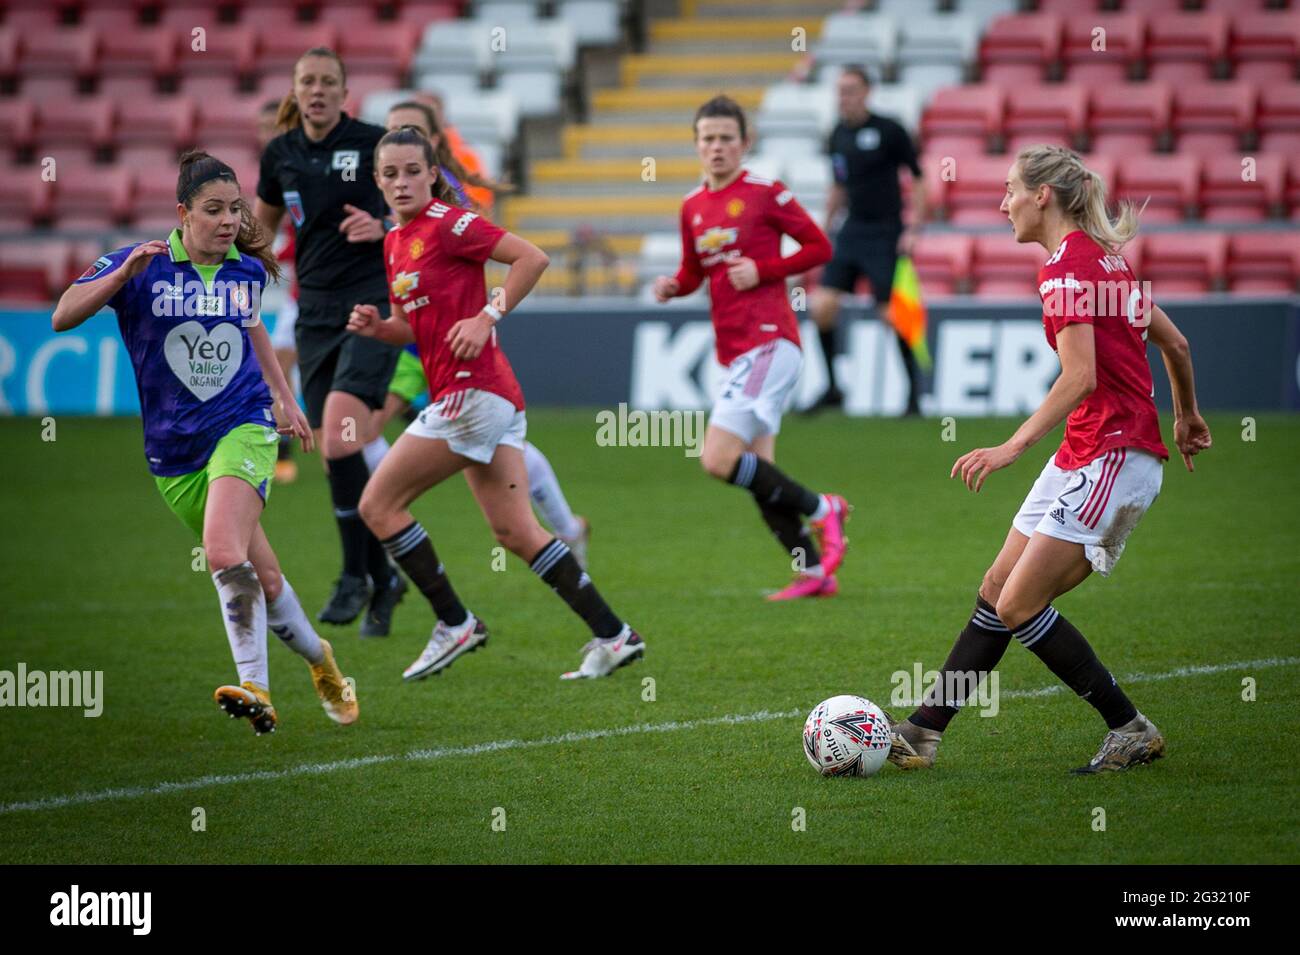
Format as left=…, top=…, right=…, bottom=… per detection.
left=631, top=319, right=1073, bottom=417
left=1039, top=274, right=1152, bottom=325
left=594, top=403, right=704, bottom=458
left=0, top=663, right=102, bottom=717
left=49, top=885, right=151, bottom=935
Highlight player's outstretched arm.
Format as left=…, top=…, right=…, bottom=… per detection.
left=953, top=323, right=1096, bottom=492
left=1147, top=304, right=1211, bottom=471
left=51, top=240, right=168, bottom=332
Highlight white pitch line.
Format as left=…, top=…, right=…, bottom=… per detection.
left=2, top=656, right=1296, bottom=816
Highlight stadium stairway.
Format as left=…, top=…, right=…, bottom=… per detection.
left=495, top=0, right=838, bottom=294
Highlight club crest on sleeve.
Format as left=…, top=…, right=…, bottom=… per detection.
left=80, top=255, right=113, bottom=280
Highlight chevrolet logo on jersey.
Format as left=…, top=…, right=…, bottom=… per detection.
left=695, top=227, right=737, bottom=255
left=391, top=270, right=419, bottom=299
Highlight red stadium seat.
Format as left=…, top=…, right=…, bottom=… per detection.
left=1259, top=130, right=1300, bottom=155
left=1146, top=14, right=1229, bottom=83
left=342, top=68, right=405, bottom=117
left=1004, top=84, right=1088, bottom=150
left=971, top=235, right=1045, bottom=298
left=191, top=95, right=264, bottom=150
left=1119, top=0, right=1184, bottom=12
left=1139, top=232, right=1228, bottom=294
left=116, top=145, right=180, bottom=173
left=316, top=3, right=389, bottom=28
left=979, top=14, right=1063, bottom=83
left=1200, top=154, right=1286, bottom=223
left=910, top=233, right=974, bottom=296
left=1257, top=84, right=1300, bottom=140
left=4, top=7, right=60, bottom=31
left=177, top=74, right=246, bottom=101
left=36, top=97, right=117, bottom=150
left=1227, top=231, right=1300, bottom=293
left=236, top=4, right=303, bottom=31
left=79, top=6, right=145, bottom=31
left=946, top=156, right=1019, bottom=226
left=49, top=167, right=134, bottom=231
left=921, top=86, right=1005, bottom=148
left=98, top=76, right=161, bottom=102
left=256, top=25, right=340, bottom=76
left=1229, top=13, right=1300, bottom=85
left=1115, top=154, right=1200, bottom=224
left=1171, top=82, right=1255, bottom=147
left=158, top=3, right=235, bottom=29
left=173, top=26, right=257, bottom=79
left=393, top=2, right=461, bottom=29
left=337, top=24, right=421, bottom=75
left=0, top=27, right=18, bottom=85
left=1089, top=82, right=1172, bottom=153
left=99, top=27, right=178, bottom=83
left=1087, top=133, right=1159, bottom=159
left=0, top=100, right=36, bottom=152
left=1063, top=14, right=1144, bottom=85
left=115, top=96, right=197, bottom=151
left=0, top=176, right=53, bottom=232
left=918, top=134, right=987, bottom=158
left=0, top=241, right=71, bottom=301
left=18, top=26, right=99, bottom=82
left=1036, top=0, right=1103, bottom=12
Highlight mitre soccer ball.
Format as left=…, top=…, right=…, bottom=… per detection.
left=803, top=695, right=893, bottom=777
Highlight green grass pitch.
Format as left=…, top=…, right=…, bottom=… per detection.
left=1, top=411, right=1297, bottom=864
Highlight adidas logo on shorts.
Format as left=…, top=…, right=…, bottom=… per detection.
left=1049, top=507, right=1066, bottom=525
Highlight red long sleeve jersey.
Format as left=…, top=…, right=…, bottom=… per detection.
left=672, top=170, right=831, bottom=366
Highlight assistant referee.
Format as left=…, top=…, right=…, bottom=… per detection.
left=810, top=66, right=927, bottom=416
left=255, top=47, right=405, bottom=636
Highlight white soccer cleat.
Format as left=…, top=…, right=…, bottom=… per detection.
left=402, top=613, right=489, bottom=681
left=560, top=626, right=645, bottom=680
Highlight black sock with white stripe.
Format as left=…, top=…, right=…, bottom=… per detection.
left=729, top=452, right=820, bottom=517
left=755, top=500, right=822, bottom=569
left=327, top=452, right=372, bottom=579
left=380, top=522, right=467, bottom=626
left=530, top=538, right=623, bottom=640
left=911, top=595, right=1012, bottom=732
left=1014, top=605, right=1138, bottom=730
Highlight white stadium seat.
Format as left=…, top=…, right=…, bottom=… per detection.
left=554, top=0, right=622, bottom=47
left=814, top=14, right=899, bottom=74
left=758, top=83, right=836, bottom=141
left=489, top=22, right=576, bottom=73
left=444, top=90, right=520, bottom=146
left=496, top=69, right=563, bottom=118
left=412, top=72, right=483, bottom=102
left=471, top=1, right=540, bottom=25
left=898, top=16, right=979, bottom=67
left=416, top=22, right=493, bottom=76
left=868, top=84, right=923, bottom=136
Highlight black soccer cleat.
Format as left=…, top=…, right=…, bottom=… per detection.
left=317, top=573, right=373, bottom=625
left=360, top=572, right=407, bottom=638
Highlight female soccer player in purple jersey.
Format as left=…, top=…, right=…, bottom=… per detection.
left=52, top=152, right=360, bottom=735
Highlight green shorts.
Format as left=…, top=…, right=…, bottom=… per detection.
left=155, top=423, right=279, bottom=538
left=388, top=349, right=429, bottom=404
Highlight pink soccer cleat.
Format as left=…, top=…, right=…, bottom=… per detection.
left=811, top=494, right=851, bottom=576
left=766, top=574, right=838, bottom=602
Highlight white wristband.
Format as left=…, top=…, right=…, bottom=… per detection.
left=482, top=304, right=503, bottom=322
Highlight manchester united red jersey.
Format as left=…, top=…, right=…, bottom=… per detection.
left=673, top=170, right=831, bottom=366
left=1037, top=230, right=1168, bottom=470
left=384, top=197, right=524, bottom=410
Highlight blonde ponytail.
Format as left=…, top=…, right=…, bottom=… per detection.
left=1017, top=145, right=1142, bottom=254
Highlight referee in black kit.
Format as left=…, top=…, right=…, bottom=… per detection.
left=811, top=66, right=927, bottom=416
left=255, top=47, right=406, bottom=636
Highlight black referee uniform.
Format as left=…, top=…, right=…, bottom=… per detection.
left=257, top=110, right=402, bottom=629
left=822, top=113, right=923, bottom=415
left=257, top=111, right=398, bottom=428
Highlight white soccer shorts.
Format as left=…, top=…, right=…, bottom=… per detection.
left=707, top=338, right=803, bottom=445
left=404, top=388, right=527, bottom=464
left=1012, top=447, right=1163, bottom=576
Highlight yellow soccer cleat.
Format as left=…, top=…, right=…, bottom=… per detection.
left=214, top=682, right=278, bottom=736
left=309, top=639, right=359, bottom=725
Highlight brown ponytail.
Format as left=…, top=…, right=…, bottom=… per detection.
left=177, top=150, right=282, bottom=283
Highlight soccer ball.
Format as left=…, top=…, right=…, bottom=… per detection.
left=803, top=695, right=893, bottom=778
